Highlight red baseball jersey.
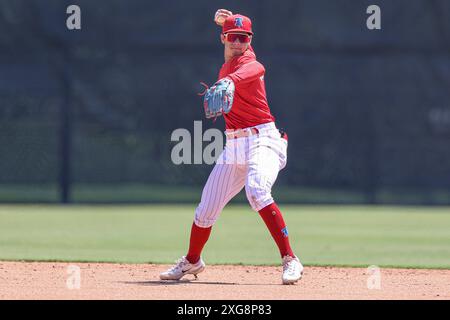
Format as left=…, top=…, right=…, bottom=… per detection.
left=218, top=46, right=275, bottom=130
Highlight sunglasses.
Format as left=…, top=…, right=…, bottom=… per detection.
left=224, top=33, right=252, bottom=43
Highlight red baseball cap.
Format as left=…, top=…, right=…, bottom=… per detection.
left=222, top=14, right=253, bottom=35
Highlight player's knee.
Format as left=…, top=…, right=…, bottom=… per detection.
left=245, top=184, right=274, bottom=212
left=194, top=203, right=219, bottom=228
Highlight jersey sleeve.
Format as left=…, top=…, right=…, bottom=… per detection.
left=226, top=57, right=265, bottom=86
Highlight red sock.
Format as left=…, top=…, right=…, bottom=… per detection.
left=258, top=202, right=295, bottom=258
left=186, top=222, right=212, bottom=264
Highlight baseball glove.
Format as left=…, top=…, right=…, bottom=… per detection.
left=201, top=78, right=235, bottom=119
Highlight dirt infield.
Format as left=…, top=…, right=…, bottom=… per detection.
left=0, top=261, right=448, bottom=300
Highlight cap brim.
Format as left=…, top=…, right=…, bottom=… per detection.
left=223, top=28, right=253, bottom=35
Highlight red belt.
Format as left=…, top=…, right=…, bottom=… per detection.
left=225, top=127, right=260, bottom=139
left=225, top=128, right=288, bottom=141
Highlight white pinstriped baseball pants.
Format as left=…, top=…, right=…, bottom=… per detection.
left=194, top=122, right=288, bottom=228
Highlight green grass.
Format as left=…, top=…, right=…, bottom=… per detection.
left=0, top=204, right=449, bottom=268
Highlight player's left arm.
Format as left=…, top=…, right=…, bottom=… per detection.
left=203, top=59, right=263, bottom=119
left=226, top=60, right=265, bottom=86
left=203, top=60, right=263, bottom=118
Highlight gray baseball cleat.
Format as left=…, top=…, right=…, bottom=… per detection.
left=160, top=256, right=205, bottom=280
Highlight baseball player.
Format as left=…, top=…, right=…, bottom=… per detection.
left=160, top=9, right=303, bottom=285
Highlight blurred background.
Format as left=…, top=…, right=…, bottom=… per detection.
left=1, top=0, right=450, bottom=205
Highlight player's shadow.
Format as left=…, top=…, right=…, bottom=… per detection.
left=119, top=279, right=280, bottom=286
left=119, top=280, right=237, bottom=286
